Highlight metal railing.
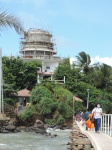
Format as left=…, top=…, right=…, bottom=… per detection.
left=101, top=114, right=112, bottom=137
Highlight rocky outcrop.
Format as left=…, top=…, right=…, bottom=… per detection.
left=0, top=119, right=21, bottom=133
left=67, top=121, right=95, bottom=150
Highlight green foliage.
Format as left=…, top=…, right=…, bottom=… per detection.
left=45, top=118, right=57, bottom=125
left=3, top=50, right=112, bottom=125
left=74, top=101, right=86, bottom=113
left=76, top=51, right=91, bottom=74
left=37, top=97, right=56, bottom=114
left=2, top=57, right=41, bottom=90
left=57, top=116, right=65, bottom=125
left=57, top=102, right=73, bottom=118
left=28, top=84, right=74, bottom=125
left=20, top=106, right=36, bottom=120
left=4, top=98, right=17, bottom=106
left=45, top=116, right=65, bottom=125
left=53, top=86, right=73, bottom=102
left=30, top=85, right=53, bottom=105
left=53, top=58, right=71, bottom=80
left=0, top=9, right=24, bottom=34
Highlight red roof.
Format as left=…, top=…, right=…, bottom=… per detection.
left=17, top=89, right=30, bottom=97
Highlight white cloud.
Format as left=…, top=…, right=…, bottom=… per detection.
left=70, top=56, right=112, bottom=67
left=70, top=58, right=76, bottom=64
left=91, top=56, right=112, bottom=67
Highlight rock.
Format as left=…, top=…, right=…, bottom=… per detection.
left=5, top=124, right=16, bottom=131
left=1, top=129, right=9, bottom=133
left=68, top=121, right=94, bottom=150
left=67, top=142, right=73, bottom=145
left=44, top=124, right=49, bottom=130
left=34, top=119, right=44, bottom=129
left=34, top=123, right=44, bottom=129
left=74, top=138, right=91, bottom=145
left=50, top=134, right=58, bottom=138
left=25, top=127, right=34, bottom=132
left=14, top=127, right=21, bottom=133
left=35, top=128, right=47, bottom=134
left=83, top=144, right=92, bottom=150
left=35, top=119, right=44, bottom=125
left=6, top=117, right=11, bottom=121
left=8, top=118, right=15, bottom=125
left=45, top=133, right=51, bottom=136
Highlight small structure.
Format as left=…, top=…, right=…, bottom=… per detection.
left=16, top=89, right=30, bottom=108
left=72, top=96, right=83, bottom=124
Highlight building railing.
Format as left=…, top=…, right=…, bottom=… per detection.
left=101, top=114, right=112, bottom=137
left=21, top=55, right=63, bottom=60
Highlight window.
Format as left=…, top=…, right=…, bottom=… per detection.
left=46, top=66, right=50, bottom=69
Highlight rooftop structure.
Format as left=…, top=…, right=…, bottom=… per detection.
left=20, top=28, right=58, bottom=60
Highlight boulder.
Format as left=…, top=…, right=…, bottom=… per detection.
left=35, top=128, right=47, bottom=134
left=5, top=124, right=16, bottom=131
left=1, top=129, right=9, bottom=133
left=35, top=119, right=44, bottom=125
left=34, top=119, right=44, bottom=129
left=73, top=138, right=91, bottom=145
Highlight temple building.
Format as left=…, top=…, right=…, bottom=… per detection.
left=20, top=28, right=64, bottom=83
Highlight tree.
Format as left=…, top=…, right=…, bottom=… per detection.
left=53, top=58, right=71, bottom=80
left=30, top=85, right=53, bottom=105
left=93, top=63, right=112, bottom=89
left=76, top=51, right=91, bottom=74
left=0, top=9, right=24, bottom=34
left=2, top=57, right=41, bottom=91
left=53, top=58, right=81, bottom=91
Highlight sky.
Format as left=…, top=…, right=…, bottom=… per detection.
left=0, top=0, right=112, bottom=66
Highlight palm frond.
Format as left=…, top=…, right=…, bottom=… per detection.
left=0, top=10, right=24, bottom=34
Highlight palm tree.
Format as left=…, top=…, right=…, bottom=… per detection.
left=76, top=51, right=91, bottom=74
left=93, top=63, right=112, bottom=89
left=0, top=9, right=24, bottom=34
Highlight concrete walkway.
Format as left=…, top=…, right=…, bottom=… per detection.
left=76, top=121, right=112, bottom=150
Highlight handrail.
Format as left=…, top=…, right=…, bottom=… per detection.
left=101, top=114, right=112, bottom=137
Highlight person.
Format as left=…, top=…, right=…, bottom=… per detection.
left=76, top=111, right=82, bottom=122
left=83, top=109, right=90, bottom=130
left=84, top=109, right=90, bottom=121
left=85, top=113, right=94, bottom=130
left=92, top=103, right=103, bottom=133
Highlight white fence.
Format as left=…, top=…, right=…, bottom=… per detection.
left=101, top=114, right=112, bottom=137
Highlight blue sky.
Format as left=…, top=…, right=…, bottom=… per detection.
left=0, top=0, right=112, bottom=66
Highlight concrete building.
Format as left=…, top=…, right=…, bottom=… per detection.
left=20, top=28, right=64, bottom=83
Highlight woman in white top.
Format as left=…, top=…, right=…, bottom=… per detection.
left=92, top=103, right=102, bottom=133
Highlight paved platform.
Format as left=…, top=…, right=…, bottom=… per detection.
left=76, top=121, right=112, bottom=150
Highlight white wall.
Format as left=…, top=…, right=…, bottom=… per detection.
left=42, top=61, right=59, bottom=72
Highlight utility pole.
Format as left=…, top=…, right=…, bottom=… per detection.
left=87, top=89, right=90, bottom=109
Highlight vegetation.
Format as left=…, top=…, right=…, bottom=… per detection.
left=21, top=84, right=77, bottom=125
left=2, top=56, right=41, bottom=91
left=2, top=51, right=112, bottom=126
left=1, top=7, right=112, bottom=126
left=0, top=9, right=24, bottom=34
left=2, top=57, right=41, bottom=113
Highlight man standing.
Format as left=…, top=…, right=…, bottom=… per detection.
left=92, top=103, right=103, bottom=133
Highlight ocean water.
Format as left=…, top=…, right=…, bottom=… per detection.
left=0, top=129, right=71, bottom=150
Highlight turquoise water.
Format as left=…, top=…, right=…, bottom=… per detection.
left=0, top=129, right=71, bottom=150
